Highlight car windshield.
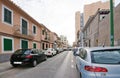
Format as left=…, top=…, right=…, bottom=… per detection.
left=91, top=49, right=120, bottom=64
left=14, top=49, right=32, bottom=55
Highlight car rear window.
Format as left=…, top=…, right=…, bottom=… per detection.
left=14, top=49, right=32, bottom=55
left=91, top=49, right=120, bottom=64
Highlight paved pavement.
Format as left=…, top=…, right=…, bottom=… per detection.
left=0, top=51, right=80, bottom=78
left=0, top=61, right=12, bottom=73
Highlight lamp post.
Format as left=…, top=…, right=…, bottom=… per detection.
left=110, top=0, right=114, bottom=46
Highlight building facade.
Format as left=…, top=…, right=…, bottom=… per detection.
left=60, top=35, right=68, bottom=48
left=0, top=0, right=58, bottom=62
left=84, top=1, right=110, bottom=25
left=75, top=11, right=81, bottom=46
left=83, top=3, right=120, bottom=47
left=41, top=24, right=54, bottom=50
left=79, top=13, right=84, bottom=47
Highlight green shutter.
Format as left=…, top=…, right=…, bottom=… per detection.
left=4, top=8, right=12, bottom=24
left=33, top=43, right=36, bottom=49
left=4, top=38, right=12, bottom=51
left=22, top=19, right=27, bottom=35
left=21, top=40, right=28, bottom=49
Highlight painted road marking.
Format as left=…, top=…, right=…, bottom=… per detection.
left=71, top=65, right=74, bottom=68
left=71, top=60, right=74, bottom=63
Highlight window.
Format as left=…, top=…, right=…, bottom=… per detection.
left=42, top=43, right=45, bottom=50
left=33, top=25, right=37, bottom=34
left=100, top=14, right=106, bottom=21
left=42, top=30, right=44, bottom=35
left=79, top=49, right=87, bottom=59
left=91, top=49, right=120, bottom=64
left=46, top=44, right=48, bottom=48
left=2, top=5, right=13, bottom=25
left=117, top=39, right=120, bottom=46
left=2, top=36, right=14, bottom=52
left=33, top=43, right=36, bottom=49
left=14, top=49, right=31, bottom=55
left=21, top=18, right=28, bottom=35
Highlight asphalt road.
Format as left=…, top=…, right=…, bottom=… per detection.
left=0, top=51, right=80, bottom=78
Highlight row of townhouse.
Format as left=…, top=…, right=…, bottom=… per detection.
left=82, top=3, right=120, bottom=47
left=0, top=0, right=58, bottom=62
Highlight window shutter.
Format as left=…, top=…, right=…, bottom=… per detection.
left=4, top=38, right=12, bottom=51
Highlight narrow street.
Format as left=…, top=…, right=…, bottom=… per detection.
left=0, top=51, right=80, bottom=78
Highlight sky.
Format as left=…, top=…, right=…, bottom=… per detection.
left=11, top=0, right=120, bottom=45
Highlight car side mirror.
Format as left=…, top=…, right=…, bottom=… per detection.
left=75, top=52, right=80, bottom=56
left=31, top=51, right=34, bottom=54
left=75, top=54, right=79, bottom=56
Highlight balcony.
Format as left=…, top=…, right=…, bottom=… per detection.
left=13, top=26, right=34, bottom=40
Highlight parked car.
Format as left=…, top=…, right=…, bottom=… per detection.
left=73, top=47, right=82, bottom=56
left=76, top=47, right=120, bottom=78
left=59, top=48, right=63, bottom=52
left=44, top=48, right=57, bottom=56
left=10, top=49, right=47, bottom=67
left=55, top=48, right=60, bottom=54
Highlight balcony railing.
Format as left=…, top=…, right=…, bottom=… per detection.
left=13, top=25, right=34, bottom=39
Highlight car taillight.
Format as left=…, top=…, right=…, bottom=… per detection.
left=26, top=55, right=32, bottom=58
left=84, top=66, right=108, bottom=72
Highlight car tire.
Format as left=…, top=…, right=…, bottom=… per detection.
left=31, top=60, right=37, bottom=67
left=51, top=53, right=53, bottom=57
left=45, top=56, right=47, bottom=60
left=80, top=72, right=82, bottom=78
left=76, top=64, right=78, bottom=70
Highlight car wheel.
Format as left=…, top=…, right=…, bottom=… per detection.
left=76, top=64, right=78, bottom=70
left=31, top=60, right=37, bottom=67
left=45, top=56, right=47, bottom=60
left=80, top=72, right=82, bottom=78
left=51, top=53, right=53, bottom=57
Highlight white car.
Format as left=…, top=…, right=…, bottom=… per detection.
left=44, top=48, right=57, bottom=56
left=76, top=47, right=120, bottom=78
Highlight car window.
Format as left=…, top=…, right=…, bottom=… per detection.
left=79, top=49, right=87, bottom=60
left=24, top=50, right=32, bottom=54
left=91, top=49, right=120, bottom=64
left=32, top=49, right=38, bottom=54
left=14, top=49, right=31, bottom=55
left=38, top=50, right=44, bottom=54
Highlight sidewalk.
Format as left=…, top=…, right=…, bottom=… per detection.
left=0, top=61, right=12, bottom=73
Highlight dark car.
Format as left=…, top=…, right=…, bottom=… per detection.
left=10, top=49, right=47, bottom=67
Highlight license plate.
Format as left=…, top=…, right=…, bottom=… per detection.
left=14, top=62, right=22, bottom=64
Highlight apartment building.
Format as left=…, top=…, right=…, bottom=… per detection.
left=41, top=24, right=54, bottom=50
left=52, top=32, right=59, bottom=49
left=0, top=0, right=56, bottom=62
left=75, top=11, right=81, bottom=46
left=60, top=35, right=68, bottom=48
left=84, top=1, right=110, bottom=25
left=83, top=3, right=120, bottom=47
left=79, top=13, right=84, bottom=47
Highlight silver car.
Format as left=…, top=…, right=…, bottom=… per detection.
left=76, top=47, right=120, bottom=78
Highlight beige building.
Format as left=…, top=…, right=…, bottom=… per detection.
left=0, top=0, right=58, bottom=62
left=84, top=1, right=110, bottom=25
left=75, top=11, right=81, bottom=46
left=41, top=24, right=54, bottom=50
left=83, top=3, right=120, bottom=47
left=60, top=35, right=68, bottom=48
left=51, top=32, right=59, bottom=49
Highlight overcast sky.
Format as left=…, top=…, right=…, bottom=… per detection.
left=11, top=0, right=120, bottom=45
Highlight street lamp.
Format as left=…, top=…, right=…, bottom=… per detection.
left=110, top=0, right=114, bottom=46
